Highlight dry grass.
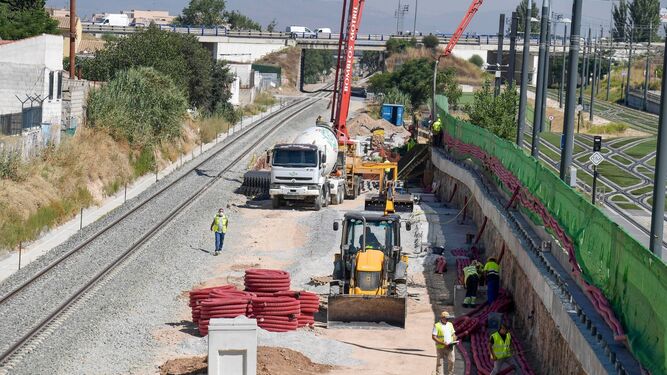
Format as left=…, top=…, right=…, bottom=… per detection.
left=385, top=47, right=484, bottom=86
left=256, top=47, right=302, bottom=88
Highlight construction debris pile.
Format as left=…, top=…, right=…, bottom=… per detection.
left=188, top=269, right=320, bottom=335
left=347, top=114, right=411, bottom=145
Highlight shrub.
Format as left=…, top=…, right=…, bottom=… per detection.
left=0, top=151, right=23, bottom=181
left=468, top=54, right=484, bottom=68
left=87, top=67, right=187, bottom=146
left=589, top=122, right=628, bottom=134
left=422, top=35, right=439, bottom=50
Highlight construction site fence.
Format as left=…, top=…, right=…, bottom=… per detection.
left=436, top=97, right=667, bottom=374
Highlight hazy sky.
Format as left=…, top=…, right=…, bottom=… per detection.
left=46, top=0, right=630, bottom=35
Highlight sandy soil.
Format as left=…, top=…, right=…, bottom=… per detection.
left=158, top=347, right=334, bottom=375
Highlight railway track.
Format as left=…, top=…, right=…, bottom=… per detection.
left=0, top=88, right=331, bottom=371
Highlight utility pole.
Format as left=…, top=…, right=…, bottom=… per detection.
left=517, top=0, right=532, bottom=147
left=69, top=0, right=76, bottom=78
left=560, top=0, right=583, bottom=182
left=396, top=0, right=401, bottom=34
left=650, top=35, right=667, bottom=258
left=508, top=12, right=519, bottom=88
left=559, top=23, right=568, bottom=108
left=643, top=25, right=652, bottom=112
left=531, top=0, right=550, bottom=158
left=495, top=13, right=506, bottom=97
left=583, top=28, right=591, bottom=89
left=606, top=31, right=612, bottom=101
left=625, top=28, right=634, bottom=106
left=412, top=0, right=418, bottom=36
left=540, top=17, right=551, bottom=130
left=590, top=34, right=598, bottom=122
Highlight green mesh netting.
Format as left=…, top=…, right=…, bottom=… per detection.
left=436, top=96, right=667, bottom=374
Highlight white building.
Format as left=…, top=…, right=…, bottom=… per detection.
left=0, top=34, right=64, bottom=156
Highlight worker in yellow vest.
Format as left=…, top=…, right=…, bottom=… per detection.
left=488, top=323, right=514, bottom=375
left=432, top=116, right=442, bottom=147
left=210, top=208, right=229, bottom=256
left=463, top=261, right=481, bottom=308
left=432, top=311, right=457, bottom=375
left=484, top=257, right=501, bottom=303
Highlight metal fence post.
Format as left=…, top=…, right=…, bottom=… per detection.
left=80, top=207, right=83, bottom=229
left=18, top=242, right=22, bottom=270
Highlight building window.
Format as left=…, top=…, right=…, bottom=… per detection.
left=57, top=71, right=63, bottom=99
left=48, top=71, right=54, bottom=100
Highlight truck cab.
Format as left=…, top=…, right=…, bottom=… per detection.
left=269, top=144, right=329, bottom=210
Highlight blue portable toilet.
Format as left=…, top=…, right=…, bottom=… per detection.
left=380, top=104, right=404, bottom=126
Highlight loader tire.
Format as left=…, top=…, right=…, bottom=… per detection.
left=314, top=195, right=322, bottom=211
left=396, top=282, right=407, bottom=298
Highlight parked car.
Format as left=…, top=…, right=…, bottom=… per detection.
left=286, top=26, right=316, bottom=38
left=316, top=27, right=332, bottom=34
left=351, top=87, right=367, bottom=98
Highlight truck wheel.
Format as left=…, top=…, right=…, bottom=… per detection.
left=314, top=195, right=322, bottom=211
left=322, top=189, right=329, bottom=208
left=337, top=189, right=344, bottom=204
left=271, top=196, right=281, bottom=209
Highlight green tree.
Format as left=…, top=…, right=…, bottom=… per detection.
left=80, top=26, right=234, bottom=115
left=629, top=0, right=660, bottom=42
left=0, top=0, right=57, bottom=40
left=224, top=10, right=261, bottom=31
left=360, top=51, right=383, bottom=74
left=266, top=18, right=277, bottom=32
left=612, top=0, right=629, bottom=41
left=422, top=35, right=439, bottom=50
left=515, top=0, right=539, bottom=34
left=464, top=79, right=518, bottom=140
left=468, top=54, right=484, bottom=68
left=303, top=50, right=334, bottom=84
left=87, top=67, right=187, bottom=146
left=176, top=0, right=226, bottom=26
left=368, top=58, right=460, bottom=109
left=385, top=37, right=417, bottom=55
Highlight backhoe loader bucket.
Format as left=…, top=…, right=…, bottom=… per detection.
left=393, top=194, right=414, bottom=212
left=327, top=295, right=407, bottom=328
left=364, top=195, right=385, bottom=212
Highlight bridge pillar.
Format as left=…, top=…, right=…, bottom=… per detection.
left=298, top=48, right=306, bottom=92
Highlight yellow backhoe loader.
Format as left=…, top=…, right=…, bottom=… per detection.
left=328, top=212, right=410, bottom=328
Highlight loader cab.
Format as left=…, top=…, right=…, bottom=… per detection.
left=340, top=213, right=400, bottom=256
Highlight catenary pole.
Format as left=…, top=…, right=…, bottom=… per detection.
left=649, top=35, right=667, bottom=258
left=516, top=0, right=532, bottom=147
left=531, top=0, right=550, bottom=157
left=559, top=23, right=567, bottom=108
left=508, top=12, right=519, bottom=88
left=495, top=13, right=506, bottom=97
left=625, top=28, right=634, bottom=106
left=560, top=0, right=582, bottom=181
left=590, top=33, right=598, bottom=122
left=643, top=25, right=652, bottom=112
left=540, top=18, right=551, bottom=131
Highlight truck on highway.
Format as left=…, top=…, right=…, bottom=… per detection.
left=269, top=124, right=346, bottom=210
left=96, top=14, right=130, bottom=27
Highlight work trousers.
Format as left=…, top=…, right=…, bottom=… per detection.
left=487, top=274, right=500, bottom=303
left=433, top=132, right=442, bottom=147
left=436, top=346, right=456, bottom=375
left=215, top=232, right=225, bottom=251
left=490, top=357, right=518, bottom=375
left=465, top=274, right=479, bottom=298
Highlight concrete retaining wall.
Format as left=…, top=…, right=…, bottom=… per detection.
left=430, top=149, right=613, bottom=375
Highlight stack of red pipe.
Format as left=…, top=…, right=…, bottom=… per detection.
left=451, top=248, right=469, bottom=257
left=276, top=290, right=320, bottom=327
left=188, top=269, right=321, bottom=335
left=251, top=296, right=300, bottom=332
left=244, top=269, right=291, bottom=293
left=189, top=285, right=236, bottom=325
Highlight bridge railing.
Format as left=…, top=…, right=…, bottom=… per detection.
left=436, top=96, right=667, bottom=375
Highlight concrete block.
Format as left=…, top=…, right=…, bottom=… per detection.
left=208, top=316, right=258, bottom=375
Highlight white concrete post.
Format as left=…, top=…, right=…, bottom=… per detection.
left=208, top=316, right=258, bottom=375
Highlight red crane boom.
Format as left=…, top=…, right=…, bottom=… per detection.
left=332, top=0, right=366, bottom=144
left=442, top=0, right=485, bottom=58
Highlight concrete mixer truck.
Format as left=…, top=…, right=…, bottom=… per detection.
left=269, top=124, right=347, bottom=210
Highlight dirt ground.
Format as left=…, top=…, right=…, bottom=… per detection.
left=159, top=346, right=334, bottom=375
